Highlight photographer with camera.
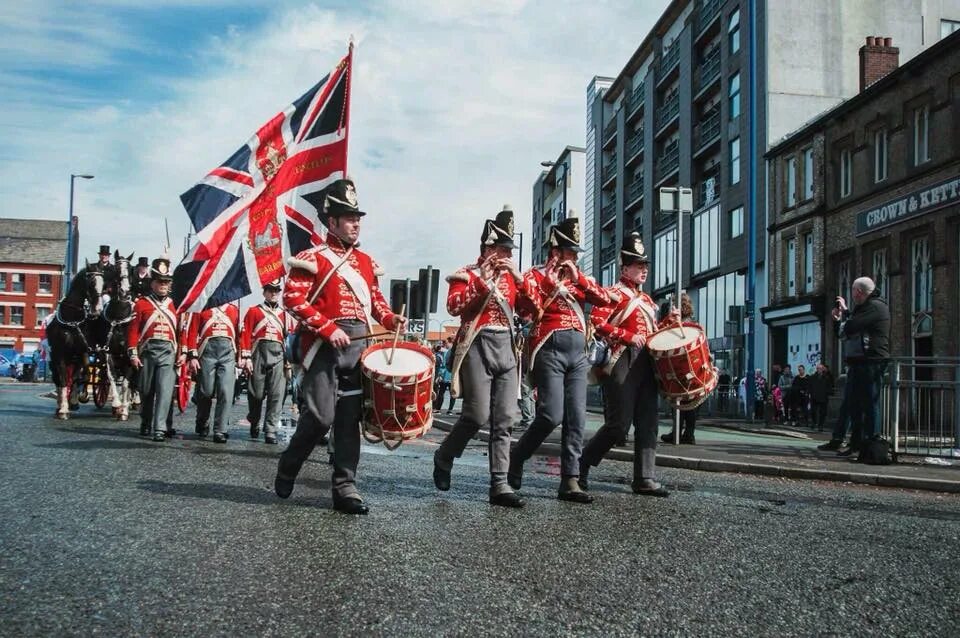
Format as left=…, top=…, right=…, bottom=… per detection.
left=830, top=277, right=890, bottom=461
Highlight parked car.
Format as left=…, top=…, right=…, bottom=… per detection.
left=0, top=349, right=19, bottom=377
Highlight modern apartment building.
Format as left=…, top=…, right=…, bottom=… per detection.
left=587, top=0, right=960, bottom=379
left=764, top=32, right=960, bottom=375
left=531, top=146, right=586, bottom=268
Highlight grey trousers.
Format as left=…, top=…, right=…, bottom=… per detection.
left=247, top=340, right=285, bottom=436
left=195, top=337, right=236, bottom=435
left=512, top=329, right=589, bottom=477
left=278, top=320, right=366, bottom=500
left=436, top=330, right=518, bottom=484
left=139, top=339, right=175, bottom=435
left=582, top=346, right=660, bottom=481
left=518, top=371, right=535, bottom=428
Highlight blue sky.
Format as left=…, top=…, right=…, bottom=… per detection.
left=0, top=0, right=667, bottom=316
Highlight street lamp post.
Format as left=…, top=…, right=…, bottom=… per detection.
left=65, top=173, right=94, bottom=292
left=659, top=186, right=693, bottom=446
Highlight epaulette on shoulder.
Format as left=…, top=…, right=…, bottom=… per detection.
left=446, top=264, right=478, bottom=283
left=287, top=250, right=318, bottom=274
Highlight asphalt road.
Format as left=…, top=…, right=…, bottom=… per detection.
left=2, top=382, right=959, bottom=637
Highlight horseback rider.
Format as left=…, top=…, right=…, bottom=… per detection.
left=130, top=257, right=152, bottom=299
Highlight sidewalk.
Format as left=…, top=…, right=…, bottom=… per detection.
left=432, top=409, right=960, bottom=494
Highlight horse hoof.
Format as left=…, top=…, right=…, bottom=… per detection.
left=55, top=412, right=68, bottom=420
left=119, top=415, right=128, bottom=422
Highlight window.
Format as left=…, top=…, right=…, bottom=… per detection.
left=601, top=263, right=615, bottom=287
left=837, top=260, right=851, bottom=299
left=912, top=237, right=933, bottom=313
left=804, top=232, right=814, bottom=293
left=872, top=248, right=888, bottom=297
left=729, top=206, right=744, bottom=238
left=839, top=149, right=852, bottom=198
left=654, top=229, right=677, bottom=290
left=803, top=147, right=814, bottom=199
left=35, top=306, right=51, bottom=328
left=693, top=204, right=721, bottom=274
left=697, top=271, right=745, bottom=339
left=873, top=129, right=888, bottom=183
left=0, top=272, right=5, bottom=291
left=729, top=137, right=741, bottom=185
left=786, top=157, right=797, bottom=207
left=942, top=19, right=960, bottom=39
left=9, top=306, right=23, bottom=326
left=914, top=106, right=930, bottom=165
left=38, top=274, right=53, bottom=294
left=728, top=72, right=741, bottom=120
left=728, top=9, right=740, bottom=54
left=787, top=239, right=797, bottom=295
left=11, top=273, right=24, bottom=293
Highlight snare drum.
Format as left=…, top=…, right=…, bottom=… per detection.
left=646, top=322, right=718, bottom=410
left=360, top=341, right=434, bottom=447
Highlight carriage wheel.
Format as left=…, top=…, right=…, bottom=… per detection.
left=177, top=367, right=193, bottom=413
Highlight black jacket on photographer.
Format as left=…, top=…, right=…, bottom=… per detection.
left=835, top=290, right=890, bottom=363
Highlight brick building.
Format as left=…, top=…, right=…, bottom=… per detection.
left=763, top=32, right=960, bottom=373
left=0, top=218, right=78, bottom=352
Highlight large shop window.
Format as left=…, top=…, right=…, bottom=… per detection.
left=654, top=229, right=677, bottom=290
left=697, top=272, right=746, bottom=339
left=693, top=205, right=720, bottom=274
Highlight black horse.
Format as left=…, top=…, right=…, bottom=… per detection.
left=47, top=265, right=104, bottom=419
left=93, top=252, right=137, bottom=420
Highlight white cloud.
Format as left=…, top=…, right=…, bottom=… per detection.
left=0, top=0, right=667, bottom=320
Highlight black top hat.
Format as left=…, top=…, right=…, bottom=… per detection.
left=99, top=245, right=111, bottom=256
left=548, top=215, right=584, bottom=253
left=323, top=178, right=366, bottom=220
left=263, top=279, right=282, bottom=292
left=481, top=205, right=517, bottom=249
left=619, top=231, right=650, bottom=265
left=137, top=257, right=149, bottom=267
left=151, top=257, right=173, bottom=281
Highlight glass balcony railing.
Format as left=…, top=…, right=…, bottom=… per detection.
left=627, top=178, right=644, bottom=205
left=600, top=244, right=616, bottom=265
left=659, top=40, right=680, bottom=77
left=601, top=198, right=617, bottom=223
left=697, top=0, right=721, bottom=33
left=626, top=131, right=644, bottom=160
left=603, top=118, right=618, bottom=144
left=626, top=82, right=645, bottom=118
left=657, top=143, right=680, bottom=180
left=693, top=107, right=721, bottom=149
left=696, top=45, right=721, bottom=92
left=657, top=92, right=680, bottom=131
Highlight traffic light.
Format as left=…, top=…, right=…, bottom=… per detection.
left=418, top=267, right=440, bottom=315
left=390, top=279, right=424, bottom=319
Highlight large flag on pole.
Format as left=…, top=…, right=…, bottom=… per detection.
left=172, top=46, right=353, bottom=312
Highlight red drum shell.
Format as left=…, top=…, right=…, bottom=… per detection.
left=646, top=322, right=718, bottom=410
left=360, top=341, right=434, bottom=443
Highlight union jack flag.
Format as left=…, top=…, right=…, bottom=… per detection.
left=172, top=46, right=352, bottom=312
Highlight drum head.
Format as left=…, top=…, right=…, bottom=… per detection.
left=363, top=342, right=432, bottom=376
left=647, top=325, right=703, bottom=351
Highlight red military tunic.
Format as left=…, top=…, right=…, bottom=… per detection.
left=589, top=276, right=677, bottom=374
left=520, top=266, right=610, bottom=364
left=186, top=303, right=240, bottom=358
left=283, top=233, right=398, bottom=366
left=240, top=303, right=289, bottom=359
left=127, top=295, right=179, bottom=357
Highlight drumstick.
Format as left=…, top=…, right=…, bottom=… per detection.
left=350, top=331, right=393, bottom=342
left=387, top=303, right=405, bottom=365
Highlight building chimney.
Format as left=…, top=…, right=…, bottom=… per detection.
left=859, top=36, right=899, bottom=91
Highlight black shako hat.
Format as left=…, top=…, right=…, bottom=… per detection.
left=548, top=214, right=584, bottom=253
left=137, top=257, right=150, bottom=267
left=481, top=205, right=517, bottom=249
left=263, top=279, right=282, bottom=292
left=323, top=178, right=366, bottom=221
left=99, top=245, right=111, bottom=256
left=151, top=257, right=173, bottom=282
left=619, top=231, right=650, bottom=265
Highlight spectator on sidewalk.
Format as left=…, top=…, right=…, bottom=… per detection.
left=432, top=343, right=449, bottom=411
left=717, top=368, right=731, bottom=411
left=832, top=277, right=890, bottom=461
left=808, top=363, right=833, bottom=432
left=738, top=375, right=748, bottom=416
left=792, top=364, right=811, bottom=426
left=753, top=369, right=767, bottom=420
left=777, top=364, right=794, bottom=423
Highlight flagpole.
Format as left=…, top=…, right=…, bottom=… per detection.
left=343, top=38, right=353, bottom=175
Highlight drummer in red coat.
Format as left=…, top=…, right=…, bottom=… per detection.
left=433, top=206, right=535, bottom=508
left=273, top=178, right=405, bottom=516
left=508, top=215, right=611, bottom=503
left=185, top=301, right=240, bottom=442
left=579, top=232, right=680, bottom=496
left=127, top=257, right=180, bottom=442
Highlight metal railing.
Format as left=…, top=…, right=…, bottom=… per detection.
left=697, top=0, right=721, bottom=33
left=884, top=357, right=960, bottom=458
left=603, top=118, right=618, bottom=144
left=659, top=40, right=680, bottom=77
left=627, top=177, right=644, bottom=205
left=626, top=131, right=645, bottom=160
left=657, top=142, right=680, bottom=180
left=601, top=197, right=617, bottom=223
left=657, top=92, right=680, bottom=131
left=626, top=82, right=645, bottom=118
left=694, top=106, right=721, bottom=150
left=695, top=45, right=721, bottom=92
left=600, top=243, right=616, bottom=264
